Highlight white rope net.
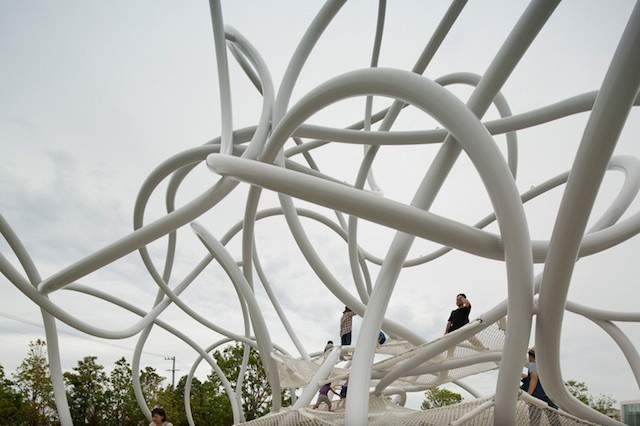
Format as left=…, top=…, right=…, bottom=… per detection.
left=243, top=393, right=598, bottom=426
left=275, top=318, right=507, bottom=390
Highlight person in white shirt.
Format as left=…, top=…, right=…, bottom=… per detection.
left=149, top=407, right=173, bottom=426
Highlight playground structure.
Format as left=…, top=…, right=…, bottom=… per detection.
left=2, top=1, right=640, bottom=425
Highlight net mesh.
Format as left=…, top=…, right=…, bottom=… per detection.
left=369, top=319, right=506, bottom=388
left=243, top=393, right=599, bottom=426
left=264, top=319, right=600, bottom=425
left=274, top=319, right=507, bottom=390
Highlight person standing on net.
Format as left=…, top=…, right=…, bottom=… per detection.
left=444, top=293, right=487, bottom=354
left=340, top=306, right=356, bottom=345
left=445, top=293, right=471, bottom=334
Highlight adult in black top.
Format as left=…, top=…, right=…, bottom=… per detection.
left=445, top=293, right=471, bottom=334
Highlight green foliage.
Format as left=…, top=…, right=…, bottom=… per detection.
left=210, top=343, right=292, bottom=422
left=2, top=343, right=627, bottom=425
left=64, top=356, right=109, bottom=425
left=565, top=380, right=590, bottom=405
left=173, top=376, right=227, bottom=425
left=3, top=341, right=297, bottom=425
left=155, top=382, right=185, bottom=425
left=13, top=339, right=57, bottom=425
left=186, top=373, right=236, bottom=426
left=565, top=380, right=618, bottom=419
left=0, top=364, right=23, bottom=424
left=106, top=357, right=145, bottom=425
left=139, top=366, right=165, bottom=408
left=421, top=387, right=463, bottom=410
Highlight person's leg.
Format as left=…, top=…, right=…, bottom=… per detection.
left=447, top=345, right=455, bottom=358
left=437, top=343, right=456, bottom=382
left=467, top=335, right=488, bottom=351
left=320, top=394, right=332, bottom=411
left=312, top=395, right=320, bottom=409
left=341, top=332, right=351, bottom=346
left=340, top=333, right=352, bottom=360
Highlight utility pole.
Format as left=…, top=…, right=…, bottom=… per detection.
left=165, top=356, right=178, bottom=388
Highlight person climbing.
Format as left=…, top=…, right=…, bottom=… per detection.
left=312, top=382, right=337, bottom=411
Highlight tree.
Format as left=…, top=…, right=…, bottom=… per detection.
left=159, top=375, right=223, bottom=426
left=0, top=364, right=22, bottom=424
left=421, top=387, right=463, bottom=410
left=210, top=343, right=291, bottom=422
left=155, top=380, right=186, bottom=426
left=152, top=373, right=229, bottom=425
left=180, top=372, right=234, bottom=426
left=565, top=380, right=590, bottom=405
left=565, top=380, right=618, bottom=419
left=140, top=367, right=165, bottom=406
left=139, top=366, right=165, bottom=408
left=107, top=357, right=145, bottom=426
left=13, top=339, right=57, bottom=425
left=195, top=377, right=230, bottom=425
left=591, top=393, right=617, bottom=418
left=64, top=356, right=109, bottom=425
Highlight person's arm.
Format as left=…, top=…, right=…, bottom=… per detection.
left=527, top=371, right=539, bottom=394
left=461, top=296, right=471, bottom=308
left=444, top=321, right=452, bottom=334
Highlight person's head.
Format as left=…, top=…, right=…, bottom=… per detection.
left=151, top=407, right=166, bottom=423
left=528, top=347, right=536, bottom=360
left=456, top=293, right=466, bottom=307
left=343, top=306, right=351, bottom=313
left=327, top=340, right=333, bottom=345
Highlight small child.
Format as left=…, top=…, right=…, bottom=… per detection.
left=324, top=340, right=334, bottom=353
left=312, top=383, right=336, bottom=411
left=337, top=383, right=348, bottom=408
left=323, top=340, right=334, bottom=360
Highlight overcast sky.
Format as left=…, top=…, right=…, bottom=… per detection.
left=1, top=0, right=639, bottom=411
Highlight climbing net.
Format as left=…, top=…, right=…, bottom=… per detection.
left=1, top=1, right=639, bottom=425
left=242, top=393, right=599, bottom=426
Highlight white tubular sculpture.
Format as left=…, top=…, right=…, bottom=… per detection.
left=2, top=1, right=640, bottom=425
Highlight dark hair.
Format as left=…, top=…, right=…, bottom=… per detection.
left=151, top=407, right=166, bottom=421
left=457, top=293, right=466, bottom=298
left=327, top=340, right=333, bottom=344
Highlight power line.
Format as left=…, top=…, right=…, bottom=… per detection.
left=0, top=311, right=167, bottom=358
